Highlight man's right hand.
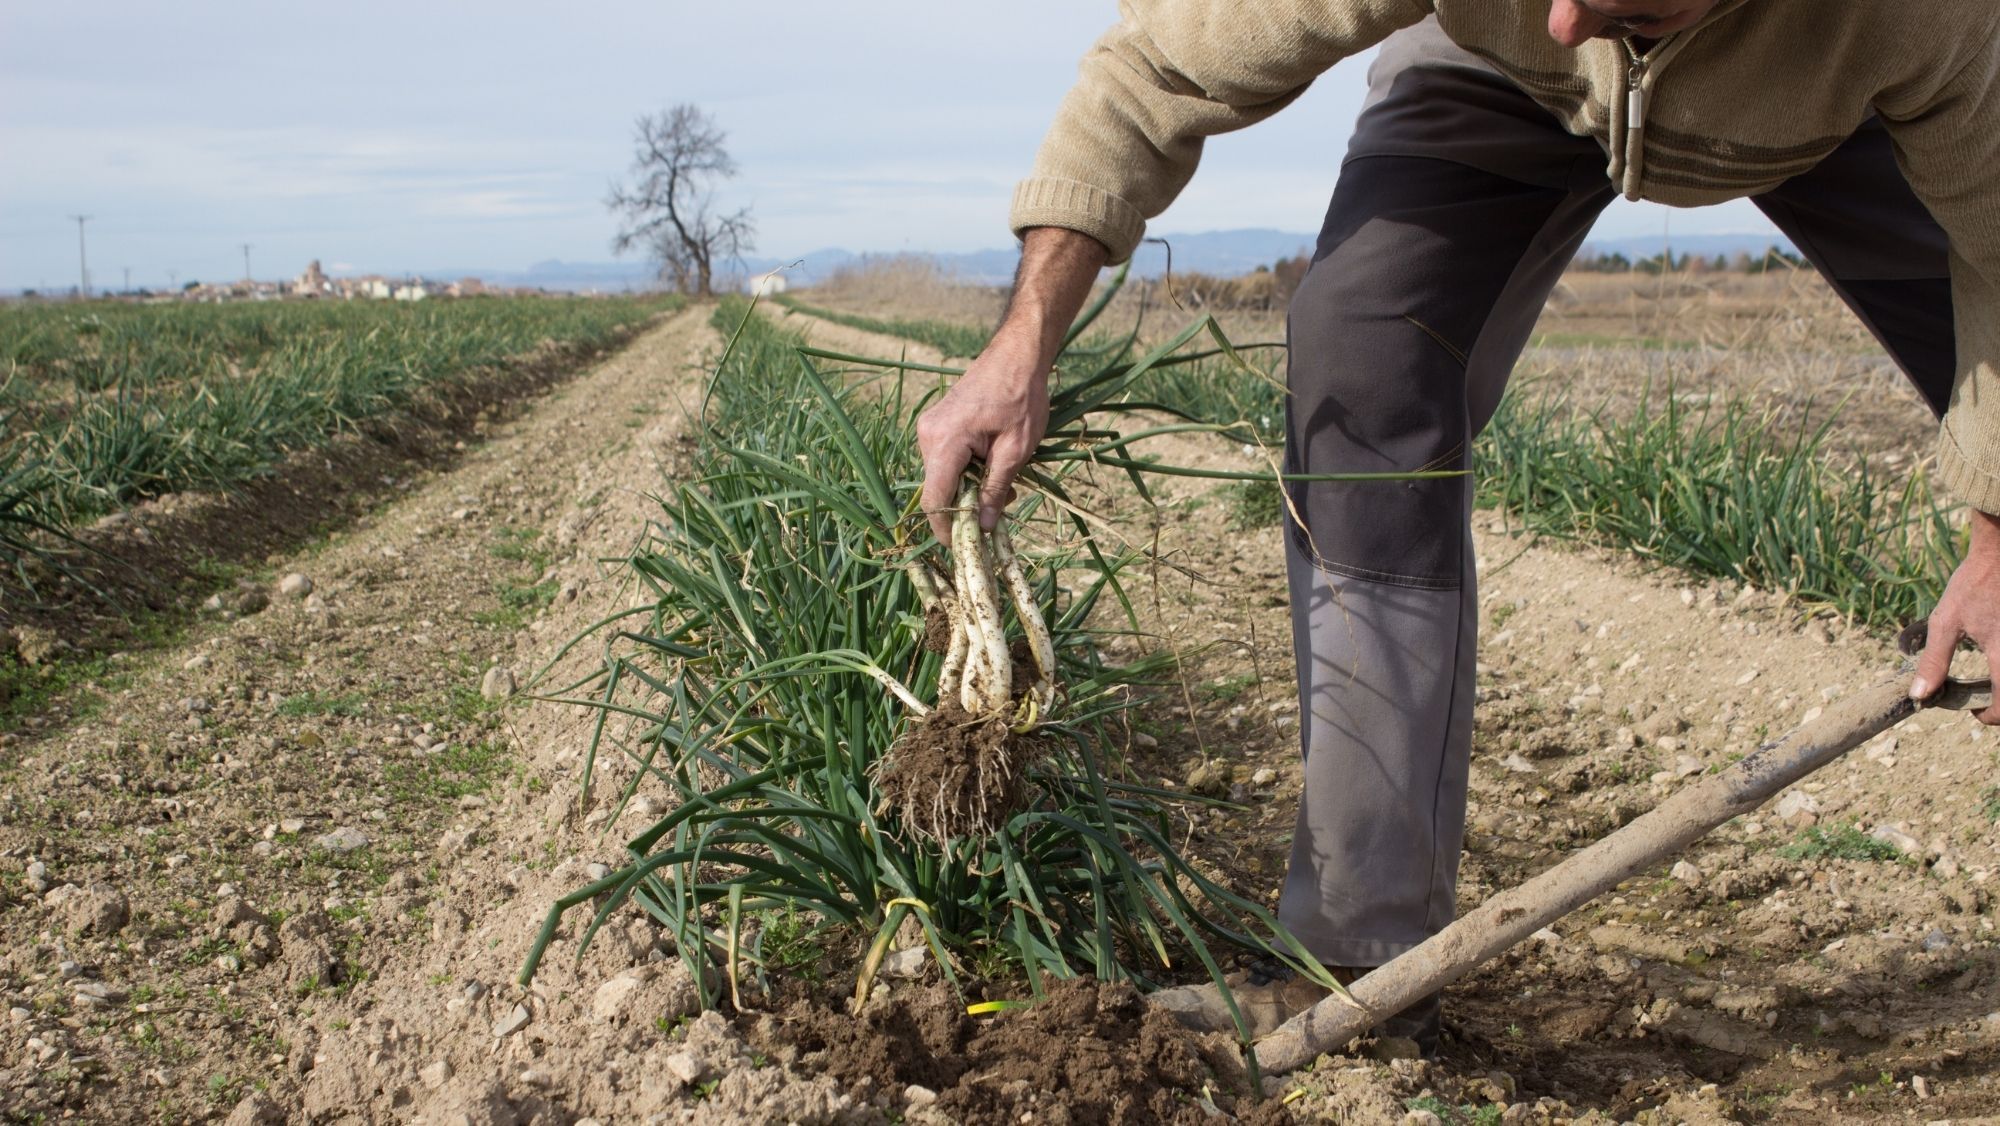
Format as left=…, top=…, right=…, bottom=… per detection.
left=914, top=227, right=1110, bottom=544
left=916, top=333, right=1053, bottom=543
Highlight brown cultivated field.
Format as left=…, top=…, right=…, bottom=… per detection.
left=2, top=270, right=1995, bottom=1125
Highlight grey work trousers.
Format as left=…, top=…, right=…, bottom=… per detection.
left=1279, top=20, right=1954, bottom=967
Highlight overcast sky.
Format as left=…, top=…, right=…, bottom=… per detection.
left=0, top=1, right=1778, bottom=291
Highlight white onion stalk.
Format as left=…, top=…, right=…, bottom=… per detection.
left=949, top=484, right=1014, bottom=714
left=918, top=483, right=1058, bottom=725
left=991, top=519, right=1056, bottom=716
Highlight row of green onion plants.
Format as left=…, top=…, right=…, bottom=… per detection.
left=0, top=296, right=677, bottom=585
left=807, top=290, right=1958, bottom=630
left=522, top=280, right=1436, bottom=1039
left=1475, top=381, right=1959, bottom=628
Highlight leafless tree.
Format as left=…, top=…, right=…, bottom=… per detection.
left=606, top=104, right=754, bottom=298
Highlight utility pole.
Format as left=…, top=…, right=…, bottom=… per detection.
left=122, top=266, right=131, bottom=293
left=241, top=243, right=253, bottom=283
left=69, top=215, right=91, bottom=297
left=167, top=270, right=179, bottom=293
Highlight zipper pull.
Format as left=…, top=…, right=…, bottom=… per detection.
left=1625, top=46, right=1648, bottom=135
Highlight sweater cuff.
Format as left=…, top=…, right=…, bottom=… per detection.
left=1010, top=177, right=1146, bottom=265
left=1935, top=419, right=2000, bottom=515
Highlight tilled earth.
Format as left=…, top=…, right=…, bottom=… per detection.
left=1, top=300, right=1996, bottom=1124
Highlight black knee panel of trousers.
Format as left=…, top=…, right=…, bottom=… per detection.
left=1284, top=157, right=1570, bottom=590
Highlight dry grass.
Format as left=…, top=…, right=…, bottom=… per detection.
left=806, top=254, right=1005, bottom=325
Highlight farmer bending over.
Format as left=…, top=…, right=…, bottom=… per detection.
left=916, top=0, right=2000, bottom=1056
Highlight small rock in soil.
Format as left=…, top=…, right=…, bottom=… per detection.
left=663, top=1049, right=708, bottom=1086
left=481, top=666, right=517, bottom=700
left=223, top=1091, right=287, bottom=1126
left=1871, top=824, right=1921, bottom=855
left=592, top=972, right=647, bottom=1021
left=1186, top=761, right=1233, bottom=798
left=1671, top=860, right=1704, bottom=885
left=277, top=573, right=314, bottom=599
left=494, top=1002, right=532, bottom=1039
left=232, top=589, right=270, bottom=616
left=1369, top=1035, right=1424, bottom=1062
left=1251, top=767, right=1278, bottom=786
left=880, top=946, right=929, bottom=980
left=72, top=981, right=125, bottom=1007
left=420, top=1059, right=453, bottom=1089
left=314, top=827, right=371, bottom=853
left=24, top=860, right=50, bottom=894
left=1774, top=790, right=1819, bottom=820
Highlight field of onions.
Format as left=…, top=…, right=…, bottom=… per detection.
left=0, top=295, right=676, bottom=579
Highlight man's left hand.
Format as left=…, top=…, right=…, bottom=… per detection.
left=1912, top=508, right=2000, bottom=724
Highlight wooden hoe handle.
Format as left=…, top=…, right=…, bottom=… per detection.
left=1253, top=672, right=1992, bottom=1074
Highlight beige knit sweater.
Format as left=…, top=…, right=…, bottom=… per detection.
left=1011, top=0, right=2000, bottom=513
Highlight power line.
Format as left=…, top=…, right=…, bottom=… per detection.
left=68, top=215, right=91, bottom=297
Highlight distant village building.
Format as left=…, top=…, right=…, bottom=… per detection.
left=293, top=260, right=333, bottom=298
left=747, top=270, right=788, bottom=297
left=142, top=261, right=538, bottom=304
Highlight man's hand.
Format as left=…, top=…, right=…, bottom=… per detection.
left=915, top=227, right=1108, bottom=543
left=916, top=335, right=1052, bottom=541
left=1912, top=508, right=2000, bottom=723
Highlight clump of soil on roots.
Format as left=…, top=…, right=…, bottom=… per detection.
left=750, top=979, right=1278, bottom=1125
left=874, top=704, right=1041, bottom=840
left=922, top=600, right=955, bottom=653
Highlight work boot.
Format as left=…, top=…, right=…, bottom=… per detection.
left=1331, top=965, right=1442, bottom=1059
left=1150, top=961, right=1442, bottom=1058
left=1148, top=958, right=1332, bottom=1039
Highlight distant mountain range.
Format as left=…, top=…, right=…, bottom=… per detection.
left=2, top=228, right=1802, bottom=300
left=412, top=228, right=1800, bottom=294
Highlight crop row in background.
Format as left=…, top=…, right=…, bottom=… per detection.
left=0, top=295, right=680, bottom=576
